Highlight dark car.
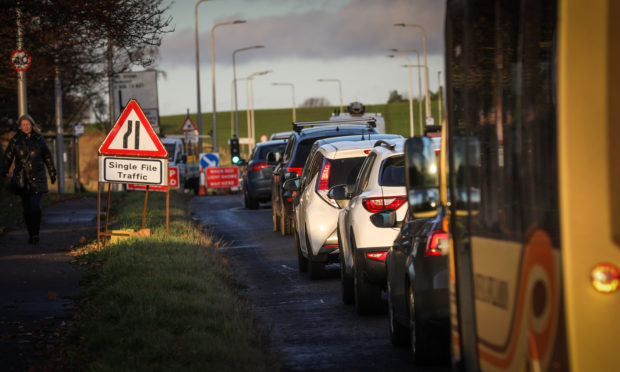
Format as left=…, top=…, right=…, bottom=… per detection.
left=242, top=139, right=287, bottom=209
left=373, top=134, right=450, bottom=364
left=270, top=119, right=379, bottom=236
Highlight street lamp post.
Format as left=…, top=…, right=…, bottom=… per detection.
left=317, top=78, right=343, bottom=114
left=395, top=23, right=431, bottom=123
left=194, top=0, right=210, bottom=152
left=245, top=70, right=271, bottom=153
left=233, top=45, right=264, bottom=137
left=210, top=19, right=245, bottom=152
left=390, top=48, right=423, bottom=132
left=387, top=55, right=415, bottom=137
left=437, top=70, right=442, bottom=125
left=272, top=82, right=296, bottom=122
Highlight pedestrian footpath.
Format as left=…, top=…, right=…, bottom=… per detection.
left=0, top=197, right=98, bottom=371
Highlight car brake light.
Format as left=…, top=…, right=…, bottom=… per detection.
left=316, top=159, right=338, bottom=208
left=361, top=196, right=406, bottom=212
left=322, top=244, right=339, bottom=248
left=286, top=167, right=303, bottom=177
left=366, top=251, right=388, bottom=261
left=251, top=162, right=269, bottom=171
left=425, top=229, right=449, bottom=256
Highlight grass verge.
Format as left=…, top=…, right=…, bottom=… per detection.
left=53, top=191, right=278, bottom=371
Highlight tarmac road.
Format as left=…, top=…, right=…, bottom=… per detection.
left=191, top=193, right=450, bottom=372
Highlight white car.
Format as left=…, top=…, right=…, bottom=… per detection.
left=284, top=140, right=384, bottom=279
left=333, top=138, right=407, bottom=315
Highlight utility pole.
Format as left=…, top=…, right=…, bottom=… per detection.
left=54, top=61, right=65, bottom=193
left=16, top=6, right=27, bottom=117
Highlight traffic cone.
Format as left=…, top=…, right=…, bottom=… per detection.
left=199, top=170, right=207, bottom=196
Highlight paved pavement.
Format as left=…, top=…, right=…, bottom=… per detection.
left=0, top=197, right=98, bottom=371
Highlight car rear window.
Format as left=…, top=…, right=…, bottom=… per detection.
left=257, top=143, right=287, bottom=160
left=328, top=157, right=367, bottom=187
left=380, top=155, right=405, bottom=186
left=289, top=139, right=318, bottom=167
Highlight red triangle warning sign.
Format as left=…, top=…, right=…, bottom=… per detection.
left=99, top=100, right=168, bottom=157
left=181, top=116, right=198, bottom=133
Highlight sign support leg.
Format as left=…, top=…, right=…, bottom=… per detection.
left=142, top=185, right=150, bottom=230
left=97, top=182, right=101, bottom=249
left=166, top=187, right=170, bottom=236
left=105, top=182, right=112, bottom=233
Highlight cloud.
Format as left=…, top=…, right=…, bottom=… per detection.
left=159, top=0, right=445, bottom=67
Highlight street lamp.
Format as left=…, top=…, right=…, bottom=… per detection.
left=387, top=54, right=415, bottom=137
left=390, top=48, right=423, bottom=132
left=233, top=45, right=264, bottom=137
left=437, top=70, right=442, bottom=125
left=394, top=23, right=431, bottom=123
left=210, top=19, right=246, bottom=152
left=194, top=0, right=211, bottom=151
left=245, top=70, right=271, bottom=153
left=272, top=82, right=296, bottom=122
left=317, top=78, right=343, bottom=114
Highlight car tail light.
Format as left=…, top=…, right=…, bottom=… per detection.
left=361, top=196, right=406, bottom=212
left=286, top=167, right=303, bottom=177
left=251, top=162, right=269, bottom=171
left=366, top=251, right=388, bottom=261
left=425, top=229, right=449, bottom=256
left=322, top=244, right=339, bottom=249
left=316, top=159, right=338, bottom=208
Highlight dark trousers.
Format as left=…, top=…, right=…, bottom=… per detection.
left=20, top=193, right=42, bottom=238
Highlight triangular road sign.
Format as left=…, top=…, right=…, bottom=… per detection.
left=181, top=116, right=198, bottom=133
left=99, top=99, right=168, bottom=157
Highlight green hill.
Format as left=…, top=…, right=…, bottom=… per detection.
left=160, top=99, right=442, bottom=157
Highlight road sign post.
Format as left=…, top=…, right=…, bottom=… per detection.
left=97, top=99, right=170, bottom=246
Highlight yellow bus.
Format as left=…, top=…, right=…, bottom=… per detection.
left=438, top=0, right=619, bottom=370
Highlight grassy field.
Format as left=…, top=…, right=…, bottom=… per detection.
left=52, top=191, right=278, bottom=371
left=159, top=99, right=443, bottom=157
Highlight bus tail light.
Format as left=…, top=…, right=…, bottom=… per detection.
left=590, top=263, right=620, bottom=294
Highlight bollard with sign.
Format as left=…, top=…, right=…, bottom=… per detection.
left=97, top=99, right=170, bottom=246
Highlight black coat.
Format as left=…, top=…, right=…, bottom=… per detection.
left=2, top=130, right=56, bottom=194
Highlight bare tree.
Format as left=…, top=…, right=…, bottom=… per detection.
left=300, top=97, right=331, bottom=108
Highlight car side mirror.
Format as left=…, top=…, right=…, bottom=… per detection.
left=327, top=184, right=349, bottom=200
left=283, top=178, right=300, bottom=191
left=284, top=171, right=298, bottom=181
left=266, top=151, right=281, bottom=165
left=370, top=210, right=401, bottom=228
left=405, top=137, right=440, bottom=218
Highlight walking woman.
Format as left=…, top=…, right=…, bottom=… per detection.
left=2, top=114, right=56, bottom=244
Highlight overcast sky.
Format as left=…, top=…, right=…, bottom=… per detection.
left=155, top=0, right=446, bottom=116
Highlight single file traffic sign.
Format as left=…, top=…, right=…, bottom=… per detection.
left=99, top=99, right=167, bottom=158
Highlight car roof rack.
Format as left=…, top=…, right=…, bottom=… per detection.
left=291, top=118, right=376, bottom=133
left=373, top=139, right=396, bottom=150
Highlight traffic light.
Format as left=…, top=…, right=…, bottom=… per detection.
left=229, top=137, right=240, bottom=164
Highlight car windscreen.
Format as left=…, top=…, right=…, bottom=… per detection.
left=164, top=143, right=176, bottom=162
left=257, top=143, right=287, bottom=161
left=380, top=155, right=405, bottom=186
left=328, top=157, right=367, bottom=187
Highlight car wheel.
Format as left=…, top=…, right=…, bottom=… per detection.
left=388, top=272, right=408, bottom=346
left=408, top=284, right=430, bottom=364
left=353, top=262, right=382, bottom=315
left=272, top=203, right=280, bottom=232
left=338, top=230, right=354, bottom=304
left=308, top=251, right=324, bottom=280
left=295, top=230, right=307, bottom=272
left=247, top=195, right=259, bottom=209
